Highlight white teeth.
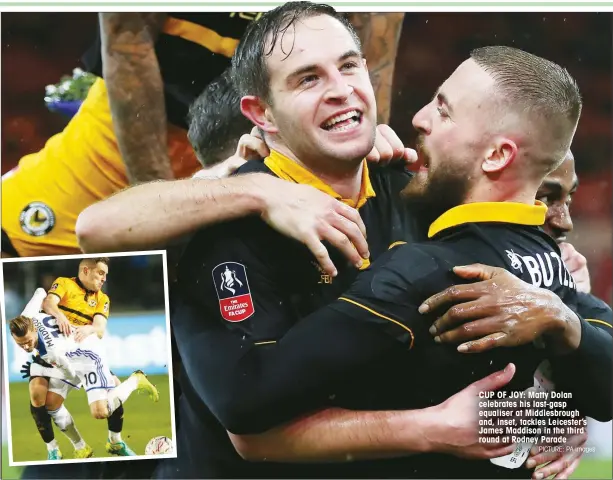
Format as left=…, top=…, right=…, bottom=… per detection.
left=323, top=110, right=360, bottom=128
left=330, top=121, right=359, bottom=132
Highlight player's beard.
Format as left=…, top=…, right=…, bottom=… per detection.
left=402, top=147, right=473, bottom=226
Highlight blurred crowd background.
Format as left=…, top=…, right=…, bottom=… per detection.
left=1, top=11, right=611, bottom=478
left=2, top=254, right=167, bottom=320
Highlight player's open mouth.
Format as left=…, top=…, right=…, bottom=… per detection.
left=321, top=110, right=362, bottom=132
left=418, top=147, right=430, bottom=170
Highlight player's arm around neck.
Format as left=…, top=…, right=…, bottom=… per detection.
left=76, top=173, right=369, bottom=277
left=77, top=174, right=269, bottom=252
left=99, top=13, right=172, bottom=183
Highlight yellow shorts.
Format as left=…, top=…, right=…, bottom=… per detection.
left=1, top=78, right=199, bottom=257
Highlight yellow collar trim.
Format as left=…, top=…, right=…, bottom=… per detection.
left=264, top=150, right=376, bottom=209
left=428, top=201, right=547, bottom=238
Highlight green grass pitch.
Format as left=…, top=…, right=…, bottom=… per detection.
left=7, top=374, right=173, bottom=463
left=2, top=443, right=611, bottom=479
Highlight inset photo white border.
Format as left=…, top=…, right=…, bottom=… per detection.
left=1, top=250, right=177, bottom=467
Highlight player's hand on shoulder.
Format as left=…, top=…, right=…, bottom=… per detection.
left=420, top=264, right=581, bottom=354
left=258, top=177, right=370, bottom=277
left=365, top=124, right=417, bottom=166
left=560, top=242, right=591, bottom=293
left=193, top=127, right=269, bottom=180
left=237, top=127, right=270, bottom=161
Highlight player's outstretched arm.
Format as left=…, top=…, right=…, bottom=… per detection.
left=228, top=364, right=517, bottom=463
left=22, top=361, right=68, bottom=380
left=99, top=13, right=172, bottom=183
left=23, top=353, right=77, bottom=384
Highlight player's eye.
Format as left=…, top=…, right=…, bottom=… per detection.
left=436, top=106, right=449, bottom=118
left=299, top=74, right=318, bottom=86
left=340, top=61, right=358, bottom=71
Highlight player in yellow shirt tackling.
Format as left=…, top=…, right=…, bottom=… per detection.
left=25, top=257, right=155, bottom=459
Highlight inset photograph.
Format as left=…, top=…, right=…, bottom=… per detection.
left=2, top=252, right=175, bottom=466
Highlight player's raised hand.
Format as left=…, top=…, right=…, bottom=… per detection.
left=193, top=127, right=269, bottom=180
left=559, top=242, right=591, bottom=293
left=256, top=175, right=369, bottom=277
left=426, top=363, right=517, bottom=459
left=237, top=127, right=270, bottom=161
left=526, top=419, right=587, bottom=479
left=365, top=124, right=417, bottom=166
left=419, top=264, right=581, bottom=354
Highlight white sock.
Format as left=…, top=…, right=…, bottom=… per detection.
left=74, top=440, right=86, bottom=450
left=48, top=405, right=84, bottom=448
left=107, top=375, right=139, bottom=414
left=109, top=430, right=122, bottom=443
left=46, top=439, right=59, bottom=451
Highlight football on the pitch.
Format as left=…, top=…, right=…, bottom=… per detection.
left=145, top=436, right=174, bottom=455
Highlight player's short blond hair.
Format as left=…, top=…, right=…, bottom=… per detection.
left=9, top=315, right=35, bottom=337
left=79, top=257, right=110, bottom=271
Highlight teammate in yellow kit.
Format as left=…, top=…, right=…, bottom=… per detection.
left=1, top=13, right=251, bottom=257
left=1, top=12, right=405, bottom=258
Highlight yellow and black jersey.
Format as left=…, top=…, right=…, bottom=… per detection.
left=48, top=277, right=110, bottom=327
left=83, top=12, right=259, bottom=129
left=2, top=13, right=257, bottom=257
left=176, top=150, right=422, bottom=341
left=163, top=200, right=611, bottom=479
left=158, top=151, right=423, bottom=479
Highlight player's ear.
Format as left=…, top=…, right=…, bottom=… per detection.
left=482, top=138, right=517, bottom=174
left=240, top=96, right=279, bottom=134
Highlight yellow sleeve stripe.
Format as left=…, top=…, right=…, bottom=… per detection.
left=586, top=319, right=612, bottom=329
left=338, top=297, right=414, bottom=350
left=254, top=340, right=277, bottom=346
left=388, top=241, right=407, bottom=250
left=163, top=17, right=239, bottom=58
